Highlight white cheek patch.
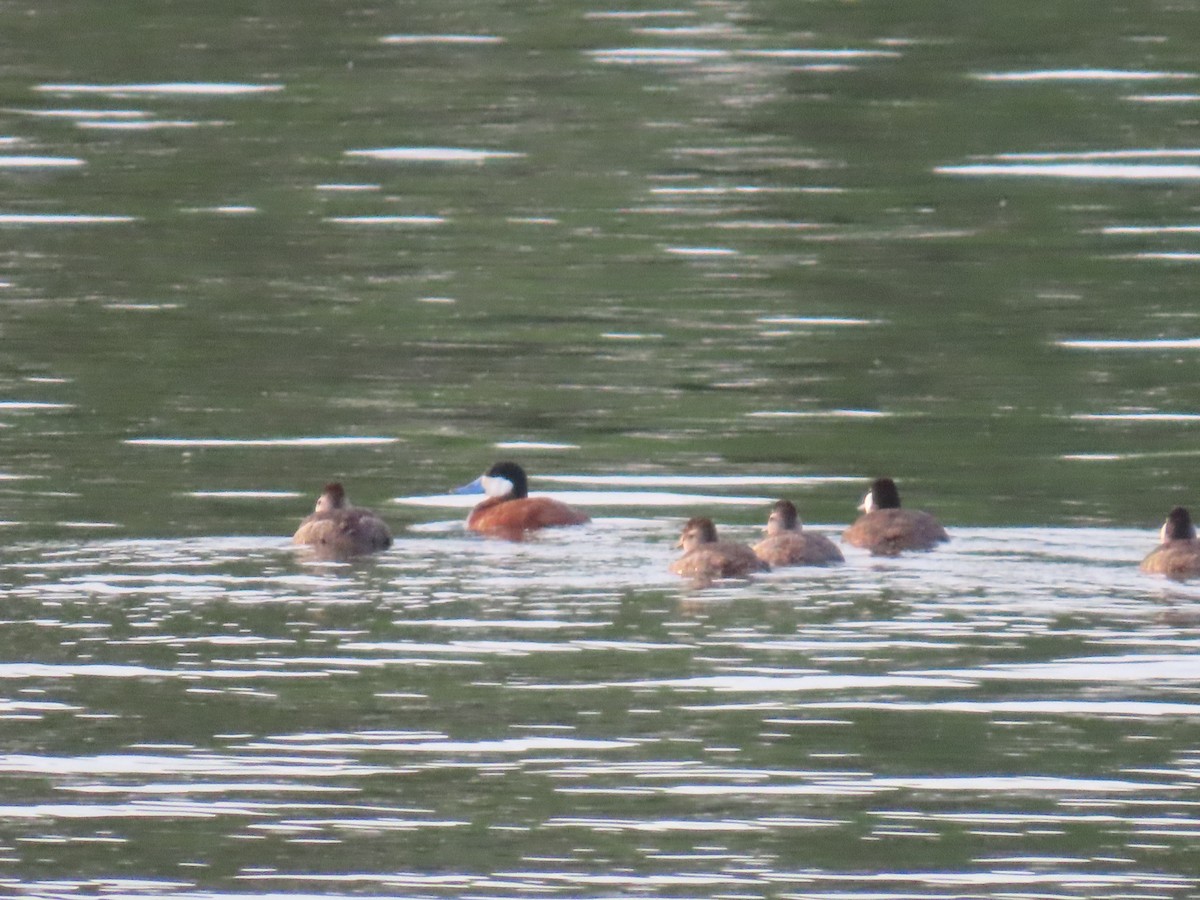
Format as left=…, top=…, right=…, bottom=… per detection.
left=859, top=489, right=874, bottom=513
left=481, top=475, right=514, bottom=498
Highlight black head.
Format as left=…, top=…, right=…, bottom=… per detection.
left=1164, top=506, right=1196, bottom=541
left=484, top=461, right=529, bottom=499
left=869, top=477, right=902, bottom=510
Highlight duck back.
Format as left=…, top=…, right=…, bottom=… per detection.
left=294, top=508, right=392, bottom=557
left=467, top=496, right=590, bottom=539
left=843, top=508, right=948, bottom=556
left=754, top=531, right=844, bottom=567
left=670, top=541, right=768, bottom=580
left=1140, top=540, right=1200, bottom=579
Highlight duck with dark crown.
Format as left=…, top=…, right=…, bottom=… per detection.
left=1140, top=506, right=1200, bottom=578
left=292, top=482, right=392, bottom=557
left=843, top=477, right=948, bottom=556
left=670, top=516, right=769, bottom=581
left=753, top=499, right=844, bottom=567
left=455, top=460, right=590, bottom=540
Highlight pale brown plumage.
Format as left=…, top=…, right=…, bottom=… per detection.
left=1140, top=506, right=1200, bottom=579
left=842, top=478, right=948, bottom=556
left=753, top=499, right=844, bottom=567
left=670, top=516, right=768, bottom=581
left=293, top=482, right=392, bottom=558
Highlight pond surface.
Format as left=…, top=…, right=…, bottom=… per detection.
left=3, top=1, right=1200, bottom=897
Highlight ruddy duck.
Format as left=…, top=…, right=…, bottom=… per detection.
left=455, top=460, right=590, bottom=540
left=292, top=482, right=392, bottom=557
left=1140, top=506, right=1200, bottom=578
left=670, top=516, right=769, bottom=580
left=843, top=477, right=948, bottom=555
left=753, top=499, right=844, bottom=567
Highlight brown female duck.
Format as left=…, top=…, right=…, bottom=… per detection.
left=1140, top=506, right=1200, bottom=579
left=843, top=477, right=948, bottom=556
left=293, top=482, right=392, bottom=557
left=753, top=499, right=844, bottom=567
left=670, top=516, right=768, bottom=581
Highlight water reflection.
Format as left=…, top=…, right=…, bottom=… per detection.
left=971, top=68, right=1195, bottom=81
left=34, top=82, right=284, bottom=96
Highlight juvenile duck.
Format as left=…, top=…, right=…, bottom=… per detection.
left=753, top=499, right=844, bottom=567
left=293, top=482, right=392, bottom=557
left=455, top=460, right=590, bottom=540
left=843, top=477, right=948, bottom=556
left=1140, top=506, right=1200, bottom=579
left=670, top=516, right=769, bottom=581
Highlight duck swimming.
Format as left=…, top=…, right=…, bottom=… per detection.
left=455, top=460, right=590, bottom=540
left=670, top=516, right=769, bottom=581
left=753, top=499, right=844, bottom=567
left=843, top=477, right=948, bottom=556
left=1140, top=506, right=1200, bottom=578
left=292, top=482, right=392, bottom=557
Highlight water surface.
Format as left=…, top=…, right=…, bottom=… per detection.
left=3, top=1, right=1200, bottom=897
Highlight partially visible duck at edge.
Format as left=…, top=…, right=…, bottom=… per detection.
left=1140, top=506, right=1200, bottom=579
left=753, top=499, right=844, bottom=567
left=843, top=477, right=948, bottom=556
left=293, top=482, right=392, bottom=558
left=455, top=460, right=590, bottom=540
left=670, top=516, right=769, bottom=582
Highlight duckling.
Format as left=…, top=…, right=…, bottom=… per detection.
left=455, top=460, right=589, bottom=540
left=293, top=482, right=392, bottom=557
left=843, top=477, right=948, bottom=556
left=753, top=499, right=844, bottom=567
left=1140, top=506, right=1200, bottom=579
left=670, top=516, right=769, bottom=581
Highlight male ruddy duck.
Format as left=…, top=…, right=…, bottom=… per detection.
left=456, top=460, right=590, bottom=540
left=293, top=482, right=392, bottom=557
left=843, top=477, right=948, bottom=556
left=670, top=516, right=769, bottom=581
left=1140, top=506, right=1200, bottom=579
left=753, top=499, right=844, bottom=567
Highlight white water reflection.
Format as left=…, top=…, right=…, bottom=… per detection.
left=1104, top=224, right=1200, bottom=233
left=346, top=147, right=523, bottom=163
left=0, top=156, right=84, bottom=168
left=971, top=68, right=1195, bottom=82
left=34, top=82, right=284, bottom=96
left=77, top=120, right=218, bottom=131
left=1058, top=338, right=1200, bottom=349
left=0, top=401, right=72, bottom=410
left=125, top=436, right=399, bottom=447
left=0, top=214, right=136, bottom=224
left=11, top=108, right=147, bottom=119
left=747, top=409, right=891, bottom=419
left=380, top=34, right=505, bottom=45
left=1127, top=92, right=1200, bottom=102
left=756, top=316, right=880, bottom=326
left=1112, top=251, right=1200, bottom=261
left=1071, top=412, right=1200, bottom=421
left=395, top=490, right=773, bottom=508
left=587, top=47, right=900, bottom=66
left=538, top=474, right=856, bottom=487
left=323, top=215, right=446, bottom=225
left=939, top=162, right=1200, bottom=180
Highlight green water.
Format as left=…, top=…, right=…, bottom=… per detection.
left=2, top=0, right=1198, bottom=534
left=3, top=3, right=1200, bottom=898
